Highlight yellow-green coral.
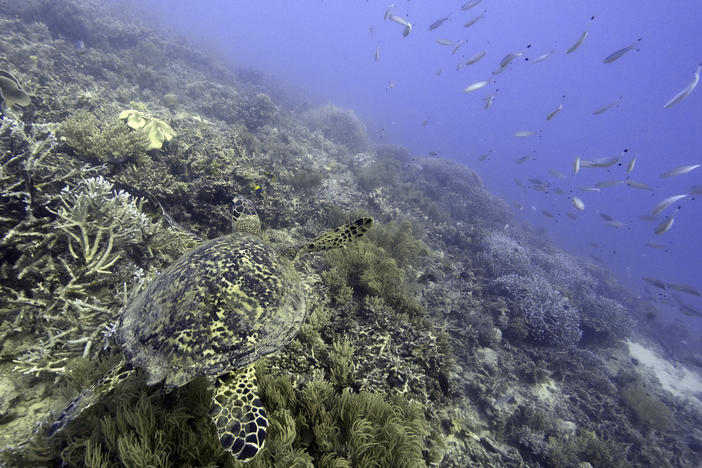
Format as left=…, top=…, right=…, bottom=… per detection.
left=119, top=109, right=175, bottom=150
left=59, top=111, right=151, bottom=164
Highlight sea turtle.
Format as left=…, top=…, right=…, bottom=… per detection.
left=47, top=197, right=373, bottom=462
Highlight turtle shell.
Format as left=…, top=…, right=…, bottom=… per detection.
left=117, top=232, right=306, bottom=388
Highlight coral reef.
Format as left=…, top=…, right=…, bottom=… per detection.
left=119, top=109, right=175, bottom=150
left=492, top=273, right=582, bottom=348
left=59, top=110, right=151, bottom=164
left=302, top=104, right=369, bottom=153
left=1, top=0, right=700, bottom=466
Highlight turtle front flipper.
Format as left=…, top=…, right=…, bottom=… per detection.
left=48, top=359, right=134, bottom=436
left=209, top=364, right=268, bottom=462
left=296, top=217, right=374, bottom=257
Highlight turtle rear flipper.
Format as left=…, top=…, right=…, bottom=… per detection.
left=209, top=364, right=268, bottom=461
left=296, top=217, right=373, bottom=256
left=48, top=359, right=133, bottom=436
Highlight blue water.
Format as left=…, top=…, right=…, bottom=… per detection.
left=141, top=0, right=702, bottom=334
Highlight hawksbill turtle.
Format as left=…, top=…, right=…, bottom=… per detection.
left=47, top=197, right=373, bottom=462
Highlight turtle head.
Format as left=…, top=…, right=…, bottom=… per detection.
left=294, top=217, right=373, bottom=258
left=231, top=197, right=261, bottom=235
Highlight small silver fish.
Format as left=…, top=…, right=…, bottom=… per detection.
left=667, top=283, right=702, bottom=297
left=461, top=0, right=482, bottom=10
left=436, top=39, right=455, bottom=46
left=593, top=101, right=618, bottom=115
left=659, top=164, right=701, bottom=178
left=500, top=52, right=523, bottom=68
left=652, top=194, right=687, bottom=216
left=384, top=3, right=395, bottom=20
left=581, top=155, right=622, bottom=168
left=452, top=40, right=466, bottom=55
left=546, top=104, right=563, bottom=121
left=513, top=131, right=534, bottom=137
left=464, top=80, right=489, bottom=92
left=464, top=12, right=485, bottom=28
left=572, top=197, right=585, bottom=210
left=388, top=14, right=409, bottom=27
left=664, top=64, right=701, bottom=108
left=573, top=155, right=581, bottom=174
left=595, top=180, right=623, bottom=188
left=603, top=39, right=641, bottom=64
left=679, top=304, right=702, bottom=317
left=515, top=154, right=531, bottom=164
left=483, top=94, right=495, bottom=109
left=642, top=277, right=667, bottom=290
left=388, top=14, right=413, bottom=37
left=428, top=16, right=450, bottom=31
left=654, top=216, right=674, bottom=235
left=566, top=31, right=588, bottom=54
left=626, top=156, right=637, bottom=173
left=375, top=46, right=380, bottom=62
left=623, top=180, right=653, bottom=190
left=531, top=50, right=554, bottom=64
left=548, top=169, right=566, bottom=179
left=466, top=50, right=486, bottom=65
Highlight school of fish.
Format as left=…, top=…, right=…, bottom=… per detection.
left=378, top=3, right=700, bottom=319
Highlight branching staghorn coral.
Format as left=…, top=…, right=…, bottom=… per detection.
left=492, top=273, right=582, bottom=348
left=0, top=116, right=170, bottom=379
left=49, top=176, right=158, bottom=278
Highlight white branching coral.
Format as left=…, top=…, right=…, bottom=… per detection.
left=49, top=176, right=157, bottom=276
left=493, top=273, right=582, bottom=348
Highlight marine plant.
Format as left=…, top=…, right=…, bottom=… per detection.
left=323, top=237, right=425, bottom=320
left=59, top=110, right=151, bottom=164
left=43, top=368, right=430, bottom=467
left=254, top=374, right=429, bottom=467
left=329, top=335, right=355, bottom=389
left=366, top=218, right=428, bottom=269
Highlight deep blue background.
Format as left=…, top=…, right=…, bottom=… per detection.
left=137, top=0, right=702, bottom=334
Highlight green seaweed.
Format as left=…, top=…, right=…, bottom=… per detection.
left=329, top=336, right=355, bottom=389
left=322, top=220, right=427, bottom=320
left=44, top=365, right=429, bottom=467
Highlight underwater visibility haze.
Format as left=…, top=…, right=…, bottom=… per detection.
left=144, top=0, right=702, bottom=332
left=1, top=0, right=702, bottom=466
